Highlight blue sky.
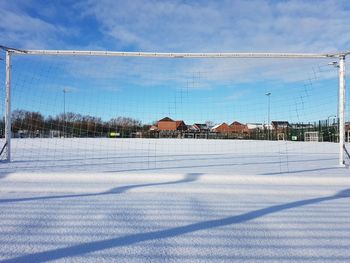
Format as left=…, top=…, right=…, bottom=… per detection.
left=1, top=0, right=350, bottom=124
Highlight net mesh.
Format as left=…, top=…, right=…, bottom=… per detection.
left=0, top=50, right=349, bottom=173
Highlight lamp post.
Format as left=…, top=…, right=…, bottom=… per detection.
left=265, top=92, right=271, bottom=140
left=63, top=88, right=71, bottom=138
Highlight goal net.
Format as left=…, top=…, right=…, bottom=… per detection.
left=0, top=47, right=349, bottom=174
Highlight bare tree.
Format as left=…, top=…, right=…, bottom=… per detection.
left=205, top=120, right=214, bottom=128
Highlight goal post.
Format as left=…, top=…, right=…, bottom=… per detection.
left=0, top=45, right=348, bottom=168
left=339, top=56, right=346, bottom=166
left=4, top=50, right=11, bottom=161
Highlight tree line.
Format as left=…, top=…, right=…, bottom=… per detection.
left=0, top=109, right=341, bottom=141
left=4, top=109, right=149, bottom=138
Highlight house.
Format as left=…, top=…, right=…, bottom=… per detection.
left=229, top=121, right=249, bottom=134
left=149, top=125, right=158, bottom=131
left=272, top=121, right=290, bottom=140
left=247, top=123, right=264, bottom=131
left=156, top=117, right=187, bottom=131
left=157, top=117, right=176, bottom=131
left=187, top=125, right=198, bottom=132
left=185, top=123, right=212, bottom=139
left=211, top=123, right=231, bottom=133
left=192, top=123, right=210, bottom=132
left=271, top=121, right=290, bottom=131
left=246, top=123, right=266, bottom=140
left=175, top=120, right=187, bottom=131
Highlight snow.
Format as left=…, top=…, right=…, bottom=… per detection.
left=0, top=138, right=350, bottom=262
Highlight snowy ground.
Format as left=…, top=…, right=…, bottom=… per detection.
left=0, top=138, right=349, bottom=262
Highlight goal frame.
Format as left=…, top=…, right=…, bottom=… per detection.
left=1, top=45, right=348, bottom=167
left=304, top=131, right=320, bottom=142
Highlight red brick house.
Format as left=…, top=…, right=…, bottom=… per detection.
left=211, top=123, right=231, bottom=133
left=229, top=121, right=249, bottom=134
left=156, top=117, right=187, bottom=131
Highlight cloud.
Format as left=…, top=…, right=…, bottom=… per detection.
left=0, top=1, right=76, bottom=49
left=2, top=0, right=350, bottom=53
left=80, top=0, right=350, bottom=53
left=59, top=0, right=348, bottom=87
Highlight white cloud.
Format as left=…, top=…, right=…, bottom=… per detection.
left=0, top=1, right=75, bottom=49
left=2, top=0, right=350, bottom=52
left=80, top=0, right=350, bottom=53
left=1, top=0, right=349, bottom=88
left=66, top=0, right=349, bottom=86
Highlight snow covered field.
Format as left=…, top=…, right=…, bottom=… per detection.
left=0, top=138, right=349, bottom=262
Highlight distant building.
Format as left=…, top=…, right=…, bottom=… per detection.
left=149, top=125, right=159, bottom=131
left=211, top=123, right=231, bottom=133
left=247, top=123, right=264, bottom=131
left=175, top=120, right=187, bottom=131
left=157, top=117, right=187, bottom=131
left=187, top=125, right=198, bottom=132
left=290, top=123, right=314, bottom=129
left=272, top=121, right=290, bottom=140
left=192, top=123, right=210, bottom=132
left=157, top=117, right=176, bottom=130
left=184, top=123, right=212, bottom=139
left=246, top=123, right=266, bottom=140
left=272, top=121, right=290, bottom=131
left=229, top=121, right=249, bottom=134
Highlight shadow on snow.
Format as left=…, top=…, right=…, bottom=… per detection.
left=2, top=188, right=350, bottom=263
left=0, top=173, right=202, bottom=204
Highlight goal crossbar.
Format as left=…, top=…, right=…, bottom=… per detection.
left=1, top=45, right=348, bottom=59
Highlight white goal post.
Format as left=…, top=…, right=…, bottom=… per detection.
left=0, top=45, right=348, bottom=167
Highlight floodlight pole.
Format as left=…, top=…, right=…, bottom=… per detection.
left=5, top=51, right=12, bottom=161
left=266, top=92, right=271, bottom=140
left=63, top=89, right=66, bottom=138
left=339, top=55, right=346, bottom=167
